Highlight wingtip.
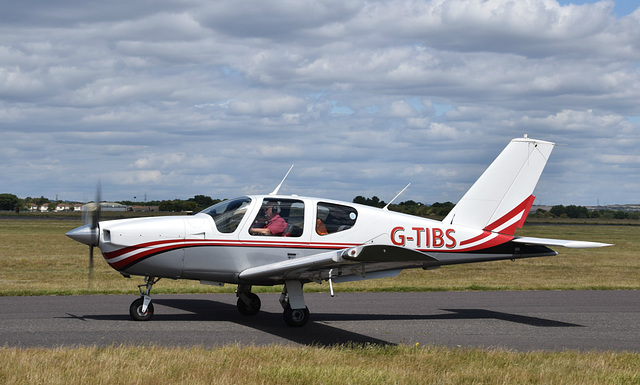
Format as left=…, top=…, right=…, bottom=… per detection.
left=564, top=241, right=614, bottom=249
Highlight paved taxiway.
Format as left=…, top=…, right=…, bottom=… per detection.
left=1, top=291, right=638, bottom=351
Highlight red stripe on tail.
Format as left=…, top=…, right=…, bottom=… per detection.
left=483, top=195, right=536, bottom=235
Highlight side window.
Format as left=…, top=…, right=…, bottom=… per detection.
left=249, top=199, right=304, bottom=237
left=316, top=202, right=358, bottom=236
left=200, top=197, right=252, bottom=233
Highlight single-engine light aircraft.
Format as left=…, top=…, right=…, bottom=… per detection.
left=67, top=136, right=611, bottom=326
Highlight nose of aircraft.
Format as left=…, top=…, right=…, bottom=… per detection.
left=66, top=224, right=99, bottom=246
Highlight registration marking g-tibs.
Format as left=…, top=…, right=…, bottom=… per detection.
left=391, top=227, right=457, bottom=249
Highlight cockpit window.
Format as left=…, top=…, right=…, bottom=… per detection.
left=250, top=198, right=304, bottom=237
left=200, top=197, right=252, bottom=233
left=316, top=202, right=358, bottom=235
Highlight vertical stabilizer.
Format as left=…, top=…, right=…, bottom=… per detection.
left=443, top=137, right=555, bottom=235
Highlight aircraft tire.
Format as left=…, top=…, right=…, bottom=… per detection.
left=129, top=297, right=154, bottom=321
left=283, top=305, right=310, bottom=327
left=237, top=293, right=261, bottom=316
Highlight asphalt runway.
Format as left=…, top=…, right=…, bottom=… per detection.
left=1, top=291, right=638, bottom=351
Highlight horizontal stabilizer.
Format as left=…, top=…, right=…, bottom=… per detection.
left=513, top=236, right=613, bottom=249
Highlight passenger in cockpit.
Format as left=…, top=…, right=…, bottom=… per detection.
left=250, top=202, right=287, bottom=236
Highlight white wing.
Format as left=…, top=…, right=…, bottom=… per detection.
left=238, top=245, right=439, bottom=282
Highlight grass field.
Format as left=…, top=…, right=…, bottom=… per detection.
left=1, top=344, right=639, bottom=385
left=1, top=217, right=639, bottom=384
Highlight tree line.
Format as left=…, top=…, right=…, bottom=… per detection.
left=1, top=192, right=638, bottom=220
left=0, top=194, right=55, bottom=212
left=155, top=195, right=222, bottom=212
left=353, top=195, right=455, bottom=217
left=0, top=193, right=222, bottom=213
left=531, top=205, right=639, bottom=220
left=353, top=196, right=640, bottom=219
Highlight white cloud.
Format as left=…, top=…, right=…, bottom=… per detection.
left=113, top=170, right=164, bottom=185
left=134, top=153, right=186, bottom=169
left=598, top=154, right=640, bottom=164
left=1, top=0, right=639, bottom=205
left=226, top=94, right=306, bottom=117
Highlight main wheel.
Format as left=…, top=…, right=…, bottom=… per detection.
left=283, top=305, right=310, bottom=327
left=237, top=293, right=261, bottom=316
left=129, top=297, right=154, bottom=321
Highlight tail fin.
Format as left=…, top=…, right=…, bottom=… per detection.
left=442, top=136, right=555, bottom=235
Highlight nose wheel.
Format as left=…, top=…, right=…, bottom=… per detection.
left=129, top=276, right=159, bottom=321
left=130, top=297, right=154, bottom=321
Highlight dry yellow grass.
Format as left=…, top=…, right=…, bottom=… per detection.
left=1, top=344, right=639, bottom=385
left=0, top=218, right=637, bottom=295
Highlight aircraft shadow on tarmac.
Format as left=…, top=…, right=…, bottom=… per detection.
left=73, top=298, right=582, bottom=347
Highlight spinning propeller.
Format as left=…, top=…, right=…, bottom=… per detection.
left=67, top=182, right=102, bottom=288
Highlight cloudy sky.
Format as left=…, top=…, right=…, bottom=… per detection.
left=2, top=0, right=639, bottom=206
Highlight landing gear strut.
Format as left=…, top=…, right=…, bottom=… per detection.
left=280, top=280, right=310, bottom=327
left=236, top=285, right=261, bottom=316
left=129, top=276, right=159, bottom=321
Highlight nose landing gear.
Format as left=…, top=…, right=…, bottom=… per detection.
left=129, top=276, right=159, bottom=321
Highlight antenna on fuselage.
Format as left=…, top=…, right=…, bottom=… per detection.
left=270, top=164, right=294, bottom=196
left=383, top=183, right=411, bottom=210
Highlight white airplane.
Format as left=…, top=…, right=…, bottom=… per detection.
left=66, top=136, right=611, bottom=326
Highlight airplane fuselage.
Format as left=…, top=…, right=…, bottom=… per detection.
left=92, top=194, right=553, bottom=286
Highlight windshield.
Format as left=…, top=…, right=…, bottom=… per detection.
left=200, top=197, right=252, bottom=233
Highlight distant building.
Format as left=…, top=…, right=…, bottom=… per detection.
left=55, top=203, right=70, bottom=212
left=102, top=203, right=127, bottom=212
left=54, top=203, right=84, bottom=212
left=127, top=205, right=159, bottom=212
left=81, top=202, right=127, bottom=212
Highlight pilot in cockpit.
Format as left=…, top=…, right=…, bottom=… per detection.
left=250, top=201, right=287, bottom=236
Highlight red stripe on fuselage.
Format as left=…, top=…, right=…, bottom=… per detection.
left=102, top=238, right=360, bottom=270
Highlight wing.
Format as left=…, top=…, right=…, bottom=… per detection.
left=237, top=244, right=439, bottom=283
left=238, top=249, right=345, bottom=282
left=512, top=236, right=613, bottom=249
left=237, top=237, right=611, bottom=284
